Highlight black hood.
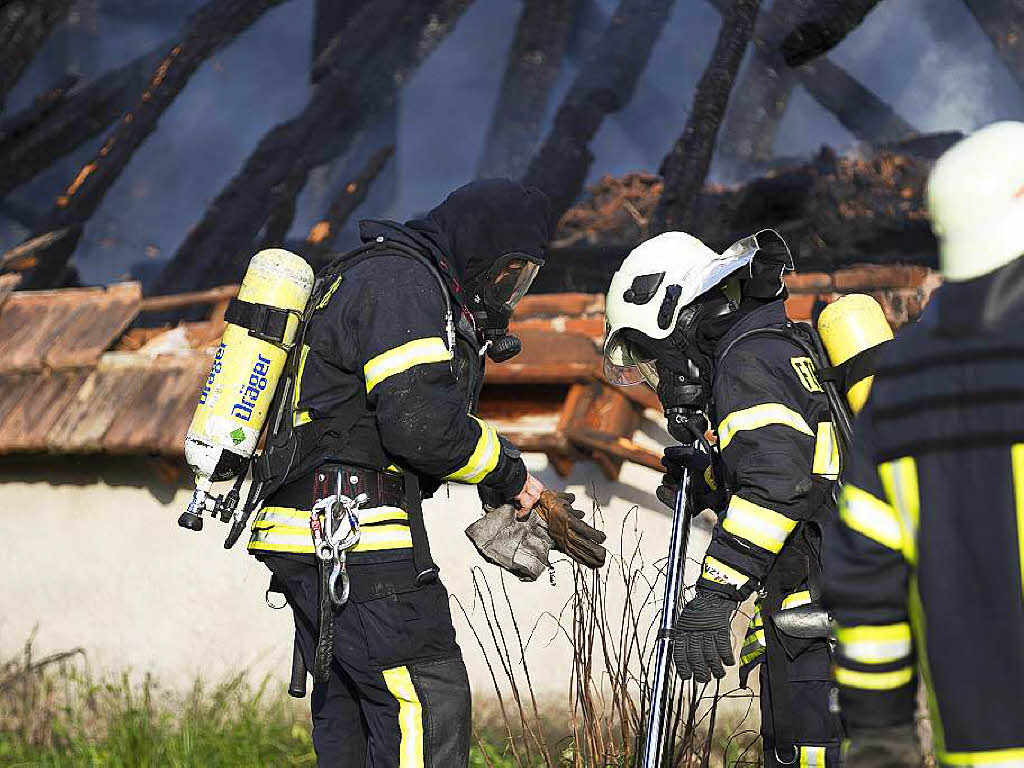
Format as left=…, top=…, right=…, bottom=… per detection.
left=405, top=179, right=553, bottom=284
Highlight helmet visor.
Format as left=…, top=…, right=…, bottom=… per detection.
left=603, top=329, right=660, bottom=388
left=479, top=253, right=543, bottom=310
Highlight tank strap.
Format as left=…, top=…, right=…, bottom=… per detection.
left=224, top=298, right=294, bottom=345
left=816, top=339, right=891, bottom=392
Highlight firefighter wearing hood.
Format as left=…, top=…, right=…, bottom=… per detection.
left=246, top=180, right=603, bottom=767
left=604, top=230, right=844, bottom=766
left=823, top=122, right=1024, bottom=767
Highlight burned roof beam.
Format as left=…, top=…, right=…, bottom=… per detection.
left=653, top=0, right=762, bottom=233
left=521, top=0, right=679, bottom=222
left=307, top=145, right=395, bottom=250
left=0, top=0, right=74, bottom=110
left=705, top=0, right=915, bottom=145
left=961, top=0, right=1024, bottom=89
left=154, top=0, right=474, bottom=296
left=13, top=0, right=291, bottom=291
left=0, top=42, right=170, bottom=198
left=311, top=0, right=373, bottom=84
left=476, top=0, right=574, bottom=179
left=779, top=0, right=886, bottom=67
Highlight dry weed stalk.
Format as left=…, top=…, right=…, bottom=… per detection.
left=457, top=499, right=759, bottom=767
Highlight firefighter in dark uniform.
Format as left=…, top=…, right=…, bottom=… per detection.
left=244, top=180, right=602, bottom=767
left=823, top=122, right=1024, bottom=767
left=604, top=229, right=844, bottom=766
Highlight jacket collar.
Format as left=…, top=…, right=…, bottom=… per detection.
left=715, top=300, right=788, bottom=362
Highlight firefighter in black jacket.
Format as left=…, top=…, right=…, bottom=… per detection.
left=604, top=229, right=844, bottom=765
left=823, top=122, right=1024, bottom=767
left=246, top=180, right=605, bottom=767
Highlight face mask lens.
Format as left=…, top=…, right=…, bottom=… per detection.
left=603, top=335, right=657, bottom=387
left=487, top=255, right=541, bottom=309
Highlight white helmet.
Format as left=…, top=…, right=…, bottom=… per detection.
left=927, top=121, right=1024, bottom=282
left=603, top=229, right=791, bottom=386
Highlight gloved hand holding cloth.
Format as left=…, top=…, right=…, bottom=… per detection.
left=672, top=589, right=738, bottom=683
left=535, top=490, right=607, bottom=569
left=465, top=504, right=554, bottom=582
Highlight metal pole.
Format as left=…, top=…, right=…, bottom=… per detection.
left=641, top=439, right=697, bottom=768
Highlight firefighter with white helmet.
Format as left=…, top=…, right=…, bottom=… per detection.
left=822, top=121, right=1024, bottom=767
left=605, top=229, right=845, bottom=765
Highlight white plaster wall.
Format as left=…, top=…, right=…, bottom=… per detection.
left=0, top=430, right=749, bottom=710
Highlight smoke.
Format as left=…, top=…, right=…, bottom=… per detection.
left=0, top=0, right=1021, bottom=287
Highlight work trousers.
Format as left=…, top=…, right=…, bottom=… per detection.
left=261, top=554, right=472, bottom=768
left=760, top=641, right=843, bottom=768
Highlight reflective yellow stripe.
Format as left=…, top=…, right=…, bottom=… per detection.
left=293, top=344, right=312, bottom=426
left=701, top=555, right=750, bottom=588
left=740, top=628, right=766, bottom=664
left=812, top=421, right=840, bottom=479
left=939, top=747, right=1024, bottom=766
left=352, top=525, right=413, bottom=552
left=382, top=666, right=424, bottom=768
left=364, top=337, right=450, bottom=393
left=839, top=483, right=902, bottom=551
left=799, top=745, right=827, bottom=767
left=717, top=403, right=814, bottom=450
left=446, top=416, right=501, bottom=484
left=878, top=456, right=920, bottom=564
left=834, top=664, right=914, bottom=690
left=782, top=590, right=812, bottom=610
left=1011, top=444, right=1024, bottom=601
left=360, top=508, right=409, bottom=525
left=837, top=623, right=912, bottom=664
left=723, top=496, right=797, bottom=554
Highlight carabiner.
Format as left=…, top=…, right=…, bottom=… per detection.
left=328, top=558, right=350, bottom=607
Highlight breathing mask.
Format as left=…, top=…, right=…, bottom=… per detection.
left=468, top=251, right=544, bottom=362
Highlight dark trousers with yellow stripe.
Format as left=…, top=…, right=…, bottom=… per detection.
left=261, top=554, right=471, bottom=767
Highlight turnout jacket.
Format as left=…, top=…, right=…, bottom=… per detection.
left=697, top=301, right=839, bottom=600
left=822, top=257, right=1024, bottom=766
left=247, top=220, right=528, bottom=556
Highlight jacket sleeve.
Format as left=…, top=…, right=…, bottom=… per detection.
left=822, top=402, right=917, bottom=730
left=342, top=255, right=526, bottom=499
left=697, top=344, right=833, bottom=599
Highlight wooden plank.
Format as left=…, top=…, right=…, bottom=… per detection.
left=0, top=274, right=20, bottom=307
left=484, top=328, right=601, bottom=384
left=101, top=358, right=197, bottom=453
left=565, top=427, right=663, bottom=471
left=46, top=357, right=140, bottom=452
left=0, top=369, right=89, bottom=452
left=137, top=284, right=238, bottom=313
left=45, top=282, right=141, bottom=368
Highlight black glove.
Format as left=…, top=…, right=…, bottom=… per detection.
left=672, top=590, right=737, bottom=683
left=657, top=445, right=726, bottom=512
left=845, top=724, right=923, bottom=768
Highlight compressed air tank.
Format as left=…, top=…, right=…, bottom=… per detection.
left=185, top=248, right=313, bottom=491
left=816, top=293, right=894, bottom=414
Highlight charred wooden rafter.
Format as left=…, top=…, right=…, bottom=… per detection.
left=521, top=0, right=678, bottom=222
left=13, top=0, right=290, bottom=291
left=311, top=0, right=372, bottom=83
left=706, top=0, right=915, bottom=145
left=962, top=0, right=1024, bottom=88
left=0, top=42, right=170, bottom=198
left=779, top=0, right=885, bottom=67
left=307, top=145, right=395, bottom=249
left=154, top=0, right=474, bottom=296
left=0, top=0, right=74, bottom=109
left=476, top=0, right=574, bottom=179
left=653, top=0, right=762, bottom=233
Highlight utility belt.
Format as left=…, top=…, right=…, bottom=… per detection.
left=249, top=463, right=438, bottom=578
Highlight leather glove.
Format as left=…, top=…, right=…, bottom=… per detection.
left=672, top=589, right=737, bottom=683
left=845, top=724, right=923, bottom=768
left=535, top=491, right=607, bottom=569
left=465, top=504, right=554, bottom=582
left=657, top=445, right=726, bottom=513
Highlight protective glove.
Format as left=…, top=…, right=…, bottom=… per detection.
left=672, top=589, right=738, bottom=683
left=465, top=504, right=554, bottom=582
left=657, top=445, right=726, bottom=512
left=535, top=491, right=607, bottom=569
left=845, top=724, right=923, bottom=768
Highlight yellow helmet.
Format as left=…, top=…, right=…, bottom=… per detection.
left=927, top=121, right=1024, bottom=282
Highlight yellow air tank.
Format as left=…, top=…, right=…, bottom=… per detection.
left=816, top=293, right=894, bottom=414
left=181, top=248, right=314, bottom=530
